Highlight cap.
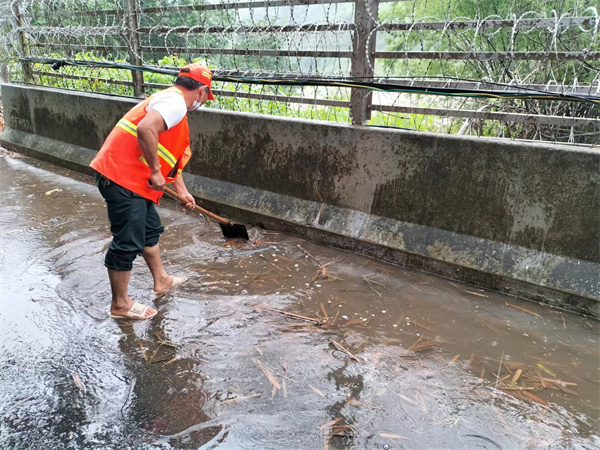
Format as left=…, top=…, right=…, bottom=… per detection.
left=178, top=64, right=215, bottom=101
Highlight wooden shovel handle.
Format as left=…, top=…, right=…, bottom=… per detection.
left=163, top=186, right=229, bottom=225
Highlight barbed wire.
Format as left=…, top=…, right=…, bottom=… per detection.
left=1, top=0, right=599, bottom=145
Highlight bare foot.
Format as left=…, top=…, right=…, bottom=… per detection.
left=153, top=275, right=174, bottom=294
left=110, top=298, right=157, bottom=319
left=153, top=275, right=187, bottom=294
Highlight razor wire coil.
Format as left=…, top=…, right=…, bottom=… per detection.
left=0, top=0, right=599, bottom=145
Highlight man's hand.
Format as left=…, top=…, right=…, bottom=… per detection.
left=179, top=192, right=196, bottom=210
left=172, top=174, right=194, bottom=209
left=148, top=171, right=166, bottom=191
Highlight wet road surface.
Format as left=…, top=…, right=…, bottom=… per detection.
left=0, top=149, right=599, bottom=449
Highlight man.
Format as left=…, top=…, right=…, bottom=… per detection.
left=90, top=63, right=216, bottom=320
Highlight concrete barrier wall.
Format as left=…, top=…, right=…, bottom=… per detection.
left=2, top=83, right=598, bottom=317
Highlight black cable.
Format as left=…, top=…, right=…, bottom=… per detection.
left=19, top=57, right=600, bottom=104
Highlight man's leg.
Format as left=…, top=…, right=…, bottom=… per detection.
left=142, top=243, right=174, bottom=293
left=143, top=201, right=186, bottom=293
left=105, top=247, right=157, bottom=319
left=97, top=173, right=156, bottom=318
left=108, top=269, right=142, bottom=316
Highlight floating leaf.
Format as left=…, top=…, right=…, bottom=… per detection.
left=506, top=303, right=541, bottom=318
left=522, top=391, right=549, bottom=407
left=319, top=418, right=342, bottom=430
left=72, top=373, right=85, bottom=393
left=310, top=385, right=325, bottom=397
left=221, top=393, right=261, bottom=405
left=465, top=290, right=488, bottom=298
left=252, top=358, right=281, bottom=390
left=510, top=369, right=523, bottom=387
left=380, top=433, right=408, bottom=439
left=536, top=363, right=556, bottom=377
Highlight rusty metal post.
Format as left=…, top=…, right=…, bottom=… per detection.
left=124, top=0, right=144, bottom=97
left=1, top=15, right=10, bottom=82
left=0, top=65, right=8, bottom=83
left=351, top=0, right=378, bottom=125
left=11, top=2, right=32, bottom=84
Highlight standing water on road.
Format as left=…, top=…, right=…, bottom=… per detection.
left=0, top=149, right=598, bottom=449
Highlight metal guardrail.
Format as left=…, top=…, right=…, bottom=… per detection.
left=6, top=0, right=600, bottom=141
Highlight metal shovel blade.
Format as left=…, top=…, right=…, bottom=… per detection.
left=219, top=222, right=250, bottom=240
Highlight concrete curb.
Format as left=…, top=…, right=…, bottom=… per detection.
left=184, top=172, right=600, bottom=317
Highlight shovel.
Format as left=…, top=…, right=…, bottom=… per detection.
left=163, top=186, right=249, bottom=240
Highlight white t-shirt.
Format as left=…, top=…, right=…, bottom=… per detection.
left=146, top=91, right=187, bottom=130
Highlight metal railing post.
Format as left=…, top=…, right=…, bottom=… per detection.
left=351, top=0, right=378, bottom=125
left=124, top=0, right=144, bottom=97
left=11, top=2, right=32, bottom=84
left=0, top=65, right=8, bottom=83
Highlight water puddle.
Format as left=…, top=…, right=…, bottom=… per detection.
left=1, top=149, right=598, bottom=449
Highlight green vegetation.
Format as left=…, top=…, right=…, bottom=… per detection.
left=379, top=0, right=599, bottom=84
left=377, top=0, right=599, bottom=141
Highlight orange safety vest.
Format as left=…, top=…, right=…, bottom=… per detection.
left=90, top=87, right=192, bottom=203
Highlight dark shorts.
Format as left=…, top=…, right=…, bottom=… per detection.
left=95, top=172, right=164, bottom=271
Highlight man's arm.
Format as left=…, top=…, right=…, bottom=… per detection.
left=172, top=176, right=196, bottom=210
left=137, top=110, right=167, bottom=190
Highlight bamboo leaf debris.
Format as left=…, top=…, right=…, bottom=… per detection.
left=319, top=417, right=342, bottom=431
left=248, top=303, right=325, bottom=324
left=506, top=302, right=542, bottom=318
left=72, top=373, right=86, bottom=393
left=221, top=393, right=262, bottom=405
left=465, top=290, right=489, bottom=298
left=310, top=385, right=326, bottom=397
left=235, top=244, right=583, bottom=417
left=380, top=433, right=408, bottom=439
left=330, top=339, right=365, bottom=364
left=138, top=329, right=178, bottom=365
left=408, top=339, right=436, bottom=352
left=469, top=353, right=581, bottom=408
left=252, top=358, right=282, bottom=390
left=3, top=397, right=35, bottom=415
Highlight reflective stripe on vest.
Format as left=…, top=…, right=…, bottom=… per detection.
left=116, top=118, right=178, bottom=168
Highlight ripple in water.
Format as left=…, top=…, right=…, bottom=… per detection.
left=23, top=216, right=70, bottom=235
left=230, top=418, right=278, bottom=449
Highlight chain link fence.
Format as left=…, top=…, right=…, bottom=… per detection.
left=1, top=0, right=599, bottom=145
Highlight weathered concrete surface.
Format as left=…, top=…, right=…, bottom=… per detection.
left=1, top=83, right=599, bottom=316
